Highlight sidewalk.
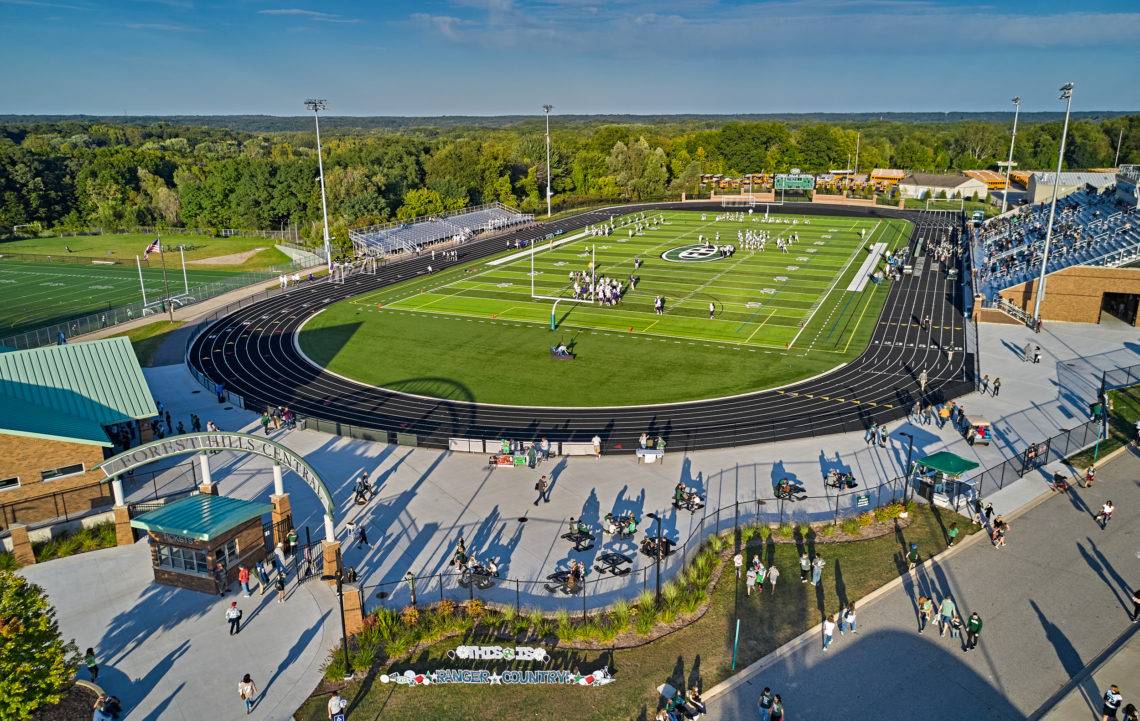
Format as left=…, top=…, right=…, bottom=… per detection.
left=704, top=446, right=1140, bottom=721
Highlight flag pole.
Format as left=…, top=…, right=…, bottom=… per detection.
left=158, top=237, right=172, bottom=321
left=180, top=244, right=189, bottom=294
left=136, top=255, right=148, bottom=306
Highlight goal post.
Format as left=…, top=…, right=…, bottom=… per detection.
left=925, top=196, right=965, bottom=212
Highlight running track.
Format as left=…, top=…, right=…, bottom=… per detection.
left=188, top=202, right=974, bottom=452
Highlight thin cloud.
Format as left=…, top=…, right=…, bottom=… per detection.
left=410, top=12, right=467, bottom=39
left=0, top=0, right=93, bottom=9
left=123, top=21, right=196, bottom=31
left=258, top=8, right=362, bottom=23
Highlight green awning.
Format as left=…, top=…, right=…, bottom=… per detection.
left=916, top=451, right=980, bottom=477
left=130, top=494, right=271, bottom=542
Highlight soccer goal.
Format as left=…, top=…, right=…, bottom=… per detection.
left=925, top=196, right=965, bottom=211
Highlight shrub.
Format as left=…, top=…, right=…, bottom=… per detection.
left=757, top=525, right=771, bottom=541
left=385, top=633, right=412, bottom=660
left=777, top=523, right=794, bottom=538
left=528, top=608, right=545, bottom=633
left=841, top=517, right=861, bottom=536
left=323, top=649, right=351, bottom=681
left=463, top=599, right=486, bottom=621
left=352, top=645, right=376, bottom=670
left=662, top=582, right=680, bottom=605
left=857, top=511, right=875, bottom=527
left=400, top=604, right=420, bottom=627
left=634, top=607, right=656, bottom=634
left=873, top=505, right=894, bottom=523
left=706, top=534, right=725, bottom=553
left=820, top=523, right=837, bottom=538
left=609, top=600, right=631, bottom=634
left=554, top=609, right=574, bottom=642
left=436, top=598, right=457, bottom=617
left=0, top=552, right=17, bottom=572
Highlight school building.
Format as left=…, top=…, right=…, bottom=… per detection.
left=0, top=337, right=157, bottom=536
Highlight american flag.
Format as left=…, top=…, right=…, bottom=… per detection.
left=144, top=238, right=161, bottom=259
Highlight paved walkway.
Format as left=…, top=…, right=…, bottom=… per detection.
left=704, top=446, right=1140, bottom=721
left=20, top=541, right=338, bottom=721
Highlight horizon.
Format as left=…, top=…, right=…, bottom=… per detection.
left=2, top=1, right=1138, bottom=115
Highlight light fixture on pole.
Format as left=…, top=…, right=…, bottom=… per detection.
left=645, top=511, right=663, bottom=607
left=1032, top=82, right=1075, bottom=327
left=305, top=98, right=334, bottom=272
left=543, top=104, right=553, bottom=218
left=999, top=96, right=1021, bottom=214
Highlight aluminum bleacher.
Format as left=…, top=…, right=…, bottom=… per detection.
left=972, top=188, right=1140, bottom=300
left=349, top=202, right=533, bottom=257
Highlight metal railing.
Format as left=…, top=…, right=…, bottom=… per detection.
left=16, top=225, right=302, bottom=242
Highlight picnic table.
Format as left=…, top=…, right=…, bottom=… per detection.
left=594, top=551, right=633, bottom=576
left=560, top=529, right=596, bottom=552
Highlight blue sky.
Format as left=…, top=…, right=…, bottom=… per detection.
left=1, top=0, right=1137, bottom=115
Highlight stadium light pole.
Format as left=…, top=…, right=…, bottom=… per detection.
left=305, top=98, right=334, bottom=272
left=1113, top=126, right=1124, bottom=167
left=543, top=104, right=553, bottom=217
left=1032, top=82, right=1075, bottom=327
left=1000, top=96, right=1021, bottom=214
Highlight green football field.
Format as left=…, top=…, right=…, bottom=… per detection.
left=0, top=233, right=299, bottom=338
left=300, top=211, right=912, bottom=406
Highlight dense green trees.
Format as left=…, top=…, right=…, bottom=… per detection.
left=0, top=571, right=79, bottom=721
left=1, top=114, right=1137, bottom=241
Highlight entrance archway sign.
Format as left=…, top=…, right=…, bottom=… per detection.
left=98, top=432, right=335, bottom=530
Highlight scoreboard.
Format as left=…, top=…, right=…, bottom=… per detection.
left=775, top=170, right=815, bottom=190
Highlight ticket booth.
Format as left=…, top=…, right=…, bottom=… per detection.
left=130, top=494, right=272, bottom=594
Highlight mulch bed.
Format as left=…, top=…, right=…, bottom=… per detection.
left=32, top=684, right=99, bottom=721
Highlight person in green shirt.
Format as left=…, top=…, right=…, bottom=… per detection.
left=84, top=647, right=98, bottom=681
left=947, top=523, right=960, bottom=546
left=906, top=543, right=920, bottom=571
left=938, top=596, right=957, bottom=636
left=965, top=611, right=983, bottom=651
left=918, top=595, right=934, bottom=633
left=259, top=412, right=271, bottom=435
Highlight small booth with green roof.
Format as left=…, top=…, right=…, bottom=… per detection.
left=912, top=451, right=980, bottom=513
left=131, top=494, right=271, bottom=594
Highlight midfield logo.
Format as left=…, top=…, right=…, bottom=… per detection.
left=660, top=244, right=725, bottom=263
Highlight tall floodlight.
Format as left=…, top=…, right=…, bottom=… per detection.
left=1114, top=126, right=1125, bottom=167
left=1000, top=96, right=1021, bottom=214
left=305, top=99, right=334, bottom=271
left=543, top=104, right=553, bottom=217
left=1032, top=83, right=1075, bottom=326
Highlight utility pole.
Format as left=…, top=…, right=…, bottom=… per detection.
left=1000, top=97, right=1021, bottom=214
left=1032, top=83, right=1075, bottom=326
left=1114, top=126, right=1125, bottom=167
left=543, top=104, right=553, bottom=217
left=305, top=99, right=334, bottom=272
left=851, top=132, right=861, bottom=195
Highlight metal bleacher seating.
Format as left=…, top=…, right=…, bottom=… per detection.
left=972, top=189, right=1140, bottom=301
left=349, top=202, right=533, bottom=257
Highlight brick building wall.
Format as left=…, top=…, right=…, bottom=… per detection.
left=999, top=266, right=1140, bottom=325
left=147, top=519, right=269, bottom=594
left=0, top=433, right=112, bottom=530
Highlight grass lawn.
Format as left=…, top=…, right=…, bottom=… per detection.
left=296, top=504, right=977, bottom=721
left=116, top=320, right=186, bottom=366
left=0, top=233, right=292, bottom=270
left=1067, top=384, right=1140, bottom=467
left=299, top=211, right=911, bottom=406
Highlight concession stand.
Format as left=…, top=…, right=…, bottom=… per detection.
left=130, top=494, right=271, bottom=594
left=911, top=451, right=980, bottom=514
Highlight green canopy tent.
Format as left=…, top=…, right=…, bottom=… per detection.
left=913, top=451, right=981, bottom=513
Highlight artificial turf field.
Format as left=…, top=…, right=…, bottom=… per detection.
left=300, top=210, right=912, bottom=406
left=0, top=234, right=292, bottom=336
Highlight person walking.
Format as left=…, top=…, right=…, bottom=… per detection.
left=238, top=674, right=258, bottom=715
left=877, top=425, right=888, bottom=448
left=865, top=421, right=878, bottom=445
left=733, top=552, right=743, bottom=580
left=843, top=601, right=858, bottom=634
left=810, top=555, right=825, bottom=586
left=274, top=573, right=287, bottom=604
left=938, top=595, right=957, bottom=637
left=238, top=565, right=251, bottom=597
left=992, top=377, right=1001, bottom=397
left=746, top=565, right=757, bottom=597
left=354, top=524, right=370, bottom=548
left=800, top=552, right=811, bottom=583
left=767, top=563, right=780, bottom=592
left=918, top=369, right=928, bottom=392
left=255, top=561, right=270, bottom=595
left=84, top=647, right=98, bottom=682
left=709, top=301, right=715, bottom=319
left=770, top=694, right=785, bottom=721
left=260, top=412, right=271, bottom=435
left=1033, top=345, right=1042, bottom=364
left=213, top=561, right=227, bottom=596
left=965, top=611, right=983, bottom=651
left=906, top=543, right=920, bottom=571
left=327, top=691, right=348, bottom=720
left=1023, top=340, right=1032, bottom=362
left=980, top=374, right=989, bottom=395
left=534, top=475, right=550, bottom=505
left=1131, top=586, right=1140, bottom=622
left=1097, top=500, right=1115, bottom=530
left=757, top=688, right=775, bottom=721
left=226, top=601, right=242, bottom=635
left=918, top=595, right=934, bottom=633
left=947, top=522, right=960, bottom=546
left=1102, top=685, right=1123, bottom=721
left=822, top=614, right=836, bottom=651
left=591, top=434, right=602, bottom=458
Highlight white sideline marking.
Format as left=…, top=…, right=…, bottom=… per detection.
left=485, top=231, right=588, bottom=266
left=846, top=242, right=887, bottom=292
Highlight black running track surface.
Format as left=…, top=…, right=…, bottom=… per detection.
left=188, top=202, right=974, bottom=452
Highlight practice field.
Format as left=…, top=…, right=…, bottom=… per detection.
left=0, top=233, right=292, bottom=270
left=300, top=210, right=912, bottom=406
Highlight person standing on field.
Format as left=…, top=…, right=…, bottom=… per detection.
left=767, top=563, right=780, bottom=591
left=800, top=552, right=811, bottom=583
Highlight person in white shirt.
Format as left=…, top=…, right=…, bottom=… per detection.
left=328, top=692, right=348, bottom=720
left=822, top=614, right=837, bottom=651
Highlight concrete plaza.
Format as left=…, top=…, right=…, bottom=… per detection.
left=17, top=316, right=1138, bottom=720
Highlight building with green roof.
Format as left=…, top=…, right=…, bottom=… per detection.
left=0, top=336, right=157, bottom=532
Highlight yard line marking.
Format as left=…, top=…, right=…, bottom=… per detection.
left=744, top=308, right=778, bottom=344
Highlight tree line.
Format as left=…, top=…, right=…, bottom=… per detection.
left=1, top=115, right=1136, bottom=253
